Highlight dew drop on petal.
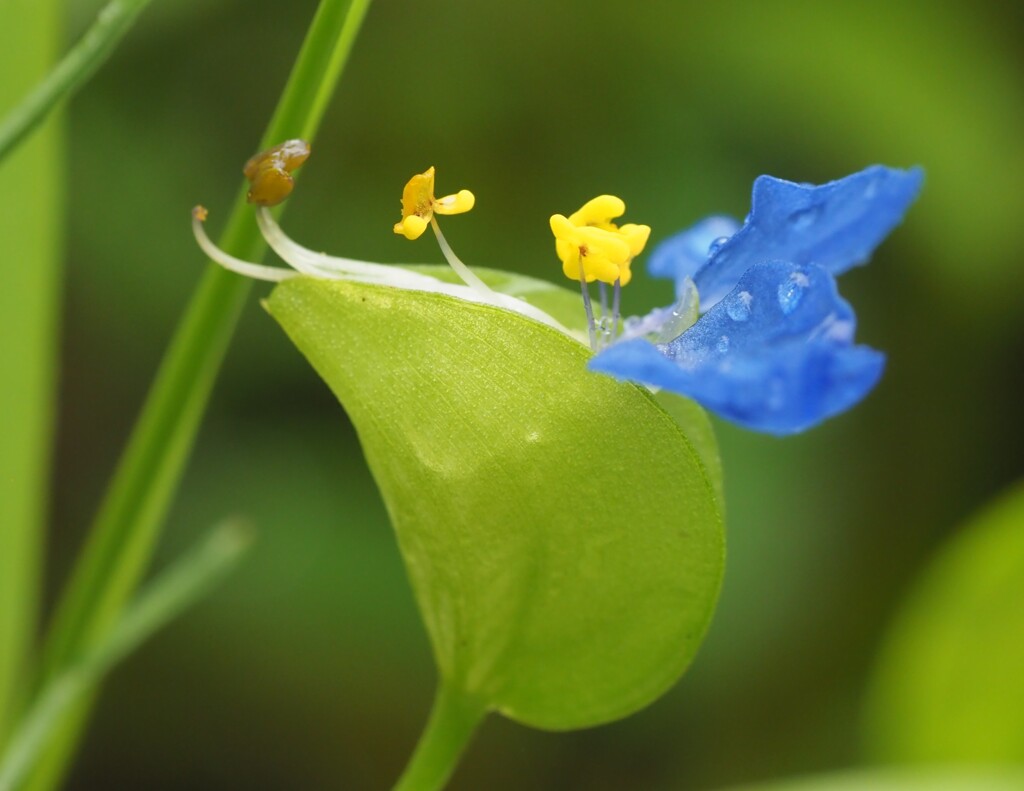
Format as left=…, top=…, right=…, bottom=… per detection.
left=708, top=236, right=731, bottom=256
left=716, top=335, right=730, bottom=354
left=726, top=290, right=753, bottom=322
left=788, top=205, right=822, bottom=230
left=777, top=271, right=809, bottom=314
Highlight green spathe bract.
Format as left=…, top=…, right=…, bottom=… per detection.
left=266, top=275, right=724, bottom=729
left=865, top=480, right=1024, bottom=763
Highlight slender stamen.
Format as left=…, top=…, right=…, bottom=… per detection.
left=577, top=257, right=598, bottom=351
left=429, top=216, right=494, bottom=297
left=191, top=206, right=295, bottom=282
left=196, top=206, right=579, bottom=342
left=256, top=207, right=440, bottom=288
left=611, top=278, right=621, bottom=341
left=598, top=281, right=608, bottom=320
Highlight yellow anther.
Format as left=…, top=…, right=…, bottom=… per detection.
left=551, top=194, right=650, bottom=285
left=243, top=139, right=310, bottom=207
left=393, top=166, right=475, bottom=240
left=568, top=194, right=625, bottom=230
left=618, top=223, right=651, bottom=257
left=550, top=214, right=631, bottom=284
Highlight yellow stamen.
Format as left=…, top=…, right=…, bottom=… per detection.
left=550, top=214, right=630, bottom=285
left=551, top=195, right=650, bottom=286
left=393, top=166, right=475, bottom=239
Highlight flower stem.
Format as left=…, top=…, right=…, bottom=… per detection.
left=392, top=684, right=487, bottom=791
left=21, top=1, right=373, bottom=788
left=0, top=0, right=156, bottom=164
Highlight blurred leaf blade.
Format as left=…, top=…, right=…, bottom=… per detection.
left=0, top=520, right=252, bottom=791
left=719, top=767, right=1024, bottom=791
left=26, top=1, right=373, bottom=788
left=0, top=0, right=156, bottom=163
left=864, top=481, right=1024, bottom=763
left=0, top=0, right=63, bottom=742
left=266, top=276, right=724, bottom=729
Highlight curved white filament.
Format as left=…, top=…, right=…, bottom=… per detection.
left=192, top=212, right=295, bottom=282
left=195, top=207, right=578, bottom=342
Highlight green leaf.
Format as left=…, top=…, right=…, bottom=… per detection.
left=405, top=264, right=589, bottom=334
left=653, top=391, right=724, bottom=508
left=718, top=768, right=1024, bottom=791
left=26, top=3, right=374, bottom=789
left=0, top=0, right=62, bottom=740
left=266, top=276, right=724, bottom=729
left=412, top=265, right=725, bottom=505
left=864, top=481, right=1024, bottom=763
left=0, top=521, right=251, bottom=791
left=0, top=0, right=156, bottom=163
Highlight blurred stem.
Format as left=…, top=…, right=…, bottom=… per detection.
left=392, top=684, right=487, bottom=791
left=0, top=0, right=155, bottom=164
left=24, top=0, right=373, bottom=788
left=0, top=0, right=62, bottom=746
left=0, top=521, right=252, bottom=791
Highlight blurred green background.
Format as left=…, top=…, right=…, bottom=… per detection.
left=12, top=0, right=1024, bottom=788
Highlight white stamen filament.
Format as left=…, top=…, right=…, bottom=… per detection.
left=256, top=207, right=441, bottom=289
left=192, top=208, right=295, bottom=282
left=611, top=278, right=621, bottom=341
left=193, top=207, right=579, bottom=342
left=577, top=257, right=598, bottom=352
left=429, top=216, right=495, bottom=298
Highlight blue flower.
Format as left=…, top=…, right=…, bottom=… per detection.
left=589, top=165, right=923, bottom=435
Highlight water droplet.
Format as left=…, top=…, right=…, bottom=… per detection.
left=654, top=282, right=700, bottom=343
left=708, top=236, right=731, bottom=256
left=716, top=335, right=730, bottom=354
left=777, top=272, right=809, bottom=314
left=726, top=290, right=753, bottom=321
left=788, top=205, right=821, bottom=230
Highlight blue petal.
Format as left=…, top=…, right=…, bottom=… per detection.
left=647, top=215, right=740, bottom=293
left=589, top=262, right=885, bottom=435
left=693, top=165, right=923, bottom=309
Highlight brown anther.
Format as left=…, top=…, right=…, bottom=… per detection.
left=243, top=139, right=311, bottom=207
left=192, top=205, right=209, bottom=222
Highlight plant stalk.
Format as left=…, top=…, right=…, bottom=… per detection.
left=0, top=0, right=155, bottom=163
left=22, top=1, right=373, bottom=788
left=392, top=684, right=487, bottom=791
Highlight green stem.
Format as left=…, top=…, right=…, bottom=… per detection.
left=0, top=0, right=155, bottom=164
left=392, top=685, right=487, bottom=791
left=0, top=0, right=62, bottom=744
left=23, top=0, right=372, bottom=787
left=0, top=521, right=251, bottom=791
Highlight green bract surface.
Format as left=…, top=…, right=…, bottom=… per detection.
left=412, top=264, right=724, bottom=505
left=266, top=275, right=724, bottom=730
left=864, top=481, right=1024, bottom=762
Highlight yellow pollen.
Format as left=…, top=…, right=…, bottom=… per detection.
left=394, top=167, right=475, bottom=240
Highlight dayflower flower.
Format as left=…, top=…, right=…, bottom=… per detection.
left=197, top=144, right=922, bottom=437
left=589, top=165, right=924, bottom=435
